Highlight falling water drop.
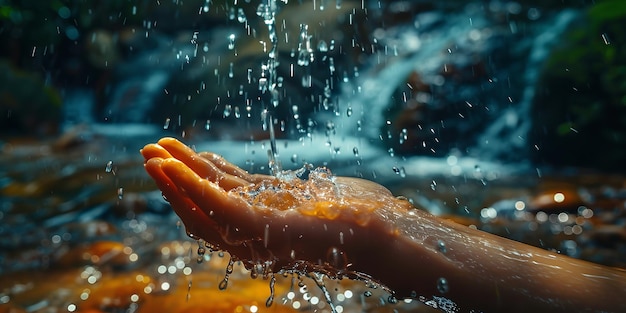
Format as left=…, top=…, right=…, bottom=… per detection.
left=318, top=40, right=328, bottom=52
left=117, top=187, right=124, bottom=200
left=263, top=224, right=270, bottom=248
left=219, top=256, right=235, bottom=290
left=197, top=240, right=206, bottom=264
left=163, top=117, right=171, bottom=129
left=346, top=106, right=353, bottom=117
left=364, top=290, right=372, bottom=297
left=237, top=8, right=247, bottom=23
left=218, top=277, right=229, bottom=290
left=352, top=147, right=359, bottom=157
left=437, top=277, right=449, bottom=294
left=228, top=33, right=235, bottom=50
left=105, top=161, right=113, bottom=173
left=266, top=274, right=276, bottom=307
left=205, top=119, right=211, bottom=130
left=336, top=0, right=342, bottom=9
left=223, top=105, right=232, bottom=118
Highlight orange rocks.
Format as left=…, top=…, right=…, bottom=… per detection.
left=55, top=241, right=135, bottom=268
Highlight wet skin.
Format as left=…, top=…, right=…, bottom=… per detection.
left=141, top=137, right=626, bottom=313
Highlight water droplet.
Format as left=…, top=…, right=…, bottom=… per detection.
left=105, top=161, right=113, bottom=173
left=352, top=147, right=359, bottom=157
left=237, top=8, right=247, bottom=23
left=250, top=263, right=263, bottom=279
left=437, top=240, right=447, bottom=254
left=218, top=277, right=229, bottom=290
left=117, top=187, right=124, bottom=200
left=291, top=154, right=298, bottom=164
left=197, top=246, right=205, bottom=263
left=228, top=33, right=235, bottom=50
left=163, top=117, right=171, bottom=129
left=364, top=290, right=372, bottom=297
left=346, top=106, right=353, bottom=117
left=317, top=40, right=328, bottom=52
left=205, top=119, right=211, bottom=130
left=263, top=224, right=270, bottom=248
left=437, top=277, right=449, bottom=293
left=223, top=105, right=232, bottom=118
left=388, top=295, right=398, bottom=304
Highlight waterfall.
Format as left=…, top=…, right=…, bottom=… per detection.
left=475, top=9, right=579, bottom=160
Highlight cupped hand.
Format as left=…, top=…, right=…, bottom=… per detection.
left=141, top=137, right=412, bottom=278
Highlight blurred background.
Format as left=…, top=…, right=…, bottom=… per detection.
left=1, top=0, right=625, bottom=312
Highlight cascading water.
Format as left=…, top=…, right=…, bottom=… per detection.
left=60, top=2, right=581, bottom=178
left=475, top=9, right=579, bottom=160
left=325, top=5, right=581, bottom=175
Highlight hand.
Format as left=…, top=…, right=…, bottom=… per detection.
left=142, top=138, right=626, bottom=312
left=141, top=137, right=413, bottom=280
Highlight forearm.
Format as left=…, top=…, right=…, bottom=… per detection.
left=360, top=208, right=626, bottom=312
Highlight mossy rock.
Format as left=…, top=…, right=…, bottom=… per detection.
left=531, top=0, right=626, bottom=172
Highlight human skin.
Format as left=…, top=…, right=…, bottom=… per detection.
left=141, top=137, right=626, bottom=312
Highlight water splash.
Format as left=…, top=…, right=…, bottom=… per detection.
left=309, top=272, right=337, bottom=313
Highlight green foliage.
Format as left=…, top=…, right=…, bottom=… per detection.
left=0, top=60, right=62, bottom=135
left=532, top=0, right=626, bottom=171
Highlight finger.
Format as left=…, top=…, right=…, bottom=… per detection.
left=140, top=143, right=173, bottom=162
left=159, top=158, right=252, bottom=224
left=197, top=152, right=273, bottom=184
left=197, top=152, right=255, bottom=180
left=145, top=158, right=225, bottom=245
left=157, top=137, right=250, bottom=190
